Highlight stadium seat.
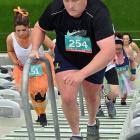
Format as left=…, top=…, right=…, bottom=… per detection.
left=0, top=78, right=15, bottom=89
left=133, top=108, right=140, bottom=119
left=126, top=132, right=140, bottom=140
left=0, top=66, right=8, bottom=73
left=0, top=89, right=20, bottom=99
left=0, top=72, right=11, bottom=79
left=136, top=102, right=140, bottom=109
left=136, top=96, right=140, bottom=103
left=130, top=116, right=140, bottom=134
left=0, top=89, right=21, bottom=105
left=1, top=65, right=13, bottom=73
left=0, top=70, right=13, bottom=83
left=0, top=96, right=3, bottom=99
left=0, top=86, right=5, bottom=90
left=0, top=99, right=20, bottom=118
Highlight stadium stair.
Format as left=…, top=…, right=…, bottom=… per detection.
left=0, top=97, right=135, bottom=140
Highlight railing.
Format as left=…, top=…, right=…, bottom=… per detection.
left=21, top=57, right=60, bottom=140
left=79, top=86, right=85, bottom=116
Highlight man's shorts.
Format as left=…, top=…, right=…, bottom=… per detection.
left=54, top=48, right=106, bottom=84
left=105, top=67, right=119, bottom=85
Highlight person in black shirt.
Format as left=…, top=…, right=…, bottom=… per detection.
left=30, top=0, right=115, bottom=139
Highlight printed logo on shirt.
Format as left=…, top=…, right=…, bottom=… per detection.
left=67, top=30, right=87, bottom=37
left=55, top=62, right=60, bottom=70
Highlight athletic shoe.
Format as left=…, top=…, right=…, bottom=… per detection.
left=35, top=116, right=40, bottom=123
left=96, top=107, right=105, bottom=117
left=39, top=113, right=47, bottom=127
left=105, top=97, right=116, bottom=118
left=113, top=98, right=116, bottom=104
left=70, top=136, right=83, bottom=140
left=86, top=119, right=100, bottom=140
left=121, top=101, right=126, bottom=105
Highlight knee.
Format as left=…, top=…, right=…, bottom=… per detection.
left=110, top=91, right=120, bottom=97
left=114, top=92, right=120, bottom=97
left=62, top=94, right=76, bottom=105
left=84, top=93, right=99, bottom=102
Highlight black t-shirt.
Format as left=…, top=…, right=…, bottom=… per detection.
left=39, top=0, right=114, bottom=68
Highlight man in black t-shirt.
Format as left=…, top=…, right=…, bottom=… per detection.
left=30, top=0, right=115, bottom=140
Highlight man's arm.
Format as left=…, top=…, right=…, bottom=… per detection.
left=31, top=22, right=46, bottom=58
left=43, top=35, right=55, bottom=51
left=79, top=35, right=115, bottom=78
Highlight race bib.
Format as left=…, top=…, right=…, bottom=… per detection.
left=29, top=64, right=43, bottom=77
left=116, top=65, right=129, bottom=72
left=65, top=35, right=92, bottom=53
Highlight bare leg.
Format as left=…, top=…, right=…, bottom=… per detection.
left=121, top=93, right=127, bottom=102
left=107, top=84, right=120, bottom=100
left=82, top=80, right=101, bottom=125
left=55, top=70, right=80, bottom=135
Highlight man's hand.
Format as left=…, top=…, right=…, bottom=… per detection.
left=63, top=71, right=85, bottom=86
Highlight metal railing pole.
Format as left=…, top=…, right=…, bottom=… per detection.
left=40, top=57, right=61, bottom=140
left=79, top=86, right=85, bottom=116
left=21, top=57, right=35, bottom=140
left=21, top=57, right=61, bottom=140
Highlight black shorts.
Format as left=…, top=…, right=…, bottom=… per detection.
left=54, top=47, right=106, bottom=84
left=105, top=67, right=119, bottom=85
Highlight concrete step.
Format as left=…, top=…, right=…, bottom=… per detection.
left=0, top=96, right=134, bottom=140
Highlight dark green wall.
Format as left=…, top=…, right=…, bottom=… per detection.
left=0, top=0, right=140, bottom=52
left=103, top=0, right=140, bottom=46
left=0, top=0, right=54, bottom=52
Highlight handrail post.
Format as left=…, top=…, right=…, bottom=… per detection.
left=21, top=57, right=61, bottom=140
left=21, top=57, right=35, bottom=140
left=79, top=86, right=85, bottom=116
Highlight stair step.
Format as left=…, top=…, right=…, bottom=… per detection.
left=0, top=95, right=135, bottom=140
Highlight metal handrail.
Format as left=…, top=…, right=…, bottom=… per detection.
left=21, top=57, right=60, bottom=140
left=79, top=86, right=85, bottom=116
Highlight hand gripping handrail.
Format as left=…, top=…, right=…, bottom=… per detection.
left=21, top=57, right=60, bottom=140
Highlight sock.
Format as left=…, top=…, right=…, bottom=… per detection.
left=88, top=122, right=96, bottom=126
left=72, top=133, right=82, bottom=137
left=88, top=120, right=96, bottom=126
left=107, top=95, right=111, bottom=100
left=106, top=95, right=111, bottom=102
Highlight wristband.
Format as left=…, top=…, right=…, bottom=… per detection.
left=131, top=68, right=136, bottom=75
